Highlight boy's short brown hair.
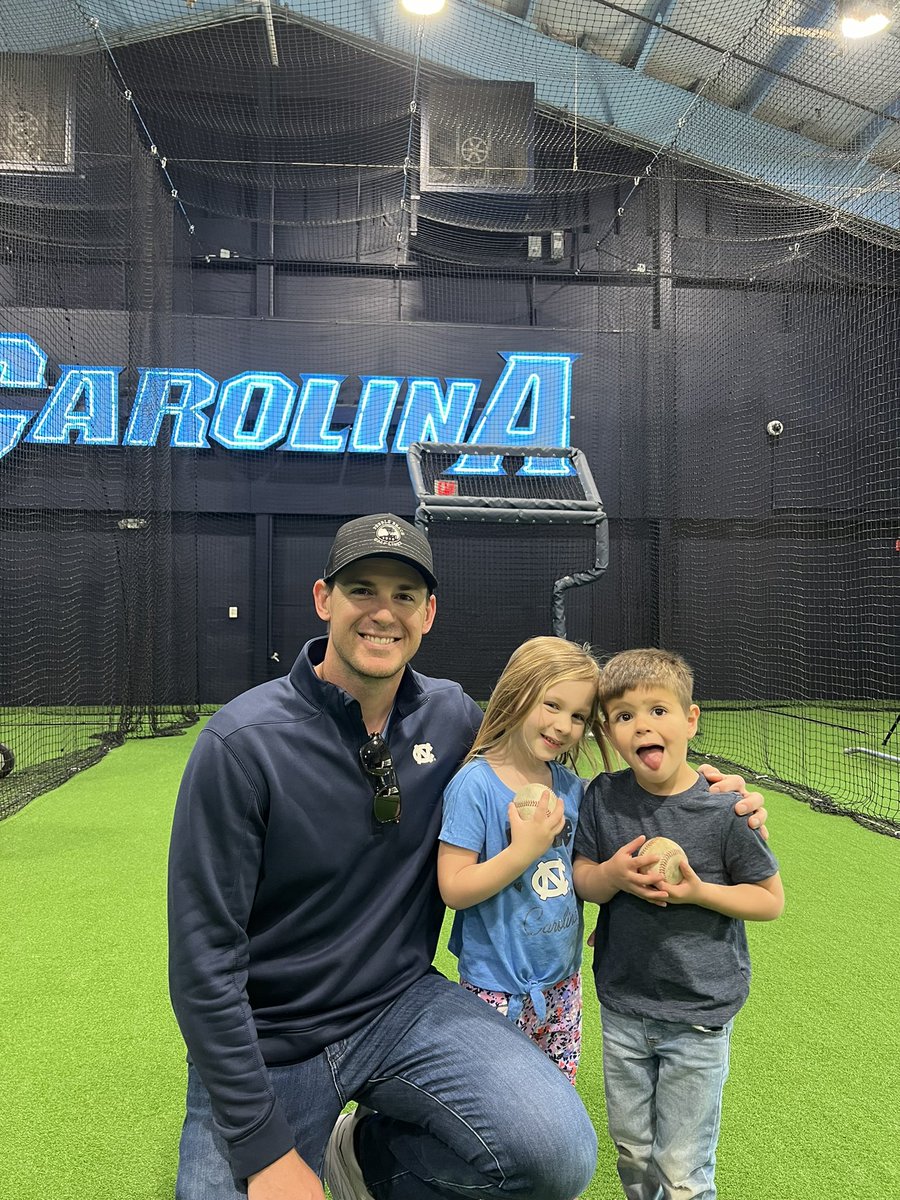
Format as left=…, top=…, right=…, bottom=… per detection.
left=598, top=648, right=695, bottom=715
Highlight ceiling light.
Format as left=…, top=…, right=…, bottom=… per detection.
left=840, top=1, right=892, bottom=38
left=400, top=0, right=446, bottom=15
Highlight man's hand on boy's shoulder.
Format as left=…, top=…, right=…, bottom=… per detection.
left=697, top=763, right=769, bottom=841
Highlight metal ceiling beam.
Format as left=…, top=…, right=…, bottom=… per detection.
left=736, top=0, right=835, bottom=114
left=295, top=0, right=898, bottom=231
left=631, top=0, right=680, bottom=75
left=854, top=95, right=900, bottom=155
left=0, top=1, right=246, bottom=53
left=9, top=0, right=900, bottom=234
left=260, top=0, right=279, bottom=67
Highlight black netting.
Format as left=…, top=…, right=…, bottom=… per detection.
left=412, top=521, right=603, bottom=695
left=0, top=24, right=200, bottom=819
left=0, top=1, right=897, bottom=833
left=408, top=444, right=607, bottom=677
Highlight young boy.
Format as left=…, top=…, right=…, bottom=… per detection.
left=573, top=648, right=783, bottom=1200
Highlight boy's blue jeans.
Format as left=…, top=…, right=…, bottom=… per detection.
left=175, top=972, right=597, bottom=1199
left=600, top=1004, right=733, bottom=1200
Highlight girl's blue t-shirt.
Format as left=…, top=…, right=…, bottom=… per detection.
left=439, top=757, right=585, bottom=1016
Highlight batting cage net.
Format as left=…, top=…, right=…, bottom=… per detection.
left=0, top=16, right=201, bottom=819
left=407, top=443, right=607, bottom=695
left=0, top=1, right=898, bottom=834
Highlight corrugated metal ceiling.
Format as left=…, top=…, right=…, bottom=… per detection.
left=2, top=0, right=898, bottom=232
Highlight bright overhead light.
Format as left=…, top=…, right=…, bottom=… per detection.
left=840, top=1, right=892, bottom=38
left=400, top=0, right=446, bottom=14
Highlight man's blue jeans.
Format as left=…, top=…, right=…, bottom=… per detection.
left=175, top=973, right=597, bottom=1199
left=600, top=1005, right=733, bottom=1200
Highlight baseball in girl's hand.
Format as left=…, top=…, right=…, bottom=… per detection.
left=512, top=783, right=559, bottom=821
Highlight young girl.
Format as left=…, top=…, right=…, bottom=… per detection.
left=438, top=636, right=608, bottom=1083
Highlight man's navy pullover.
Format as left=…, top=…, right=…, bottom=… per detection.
left=167, top=637, right=484, bottom=1181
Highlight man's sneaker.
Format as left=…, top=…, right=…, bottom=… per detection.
left=324, top=1106, right=375, bottom=1200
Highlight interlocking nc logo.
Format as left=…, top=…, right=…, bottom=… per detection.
left=412, top=743, right=436, bottom=765
left=531, top=859, right=570, bottom=901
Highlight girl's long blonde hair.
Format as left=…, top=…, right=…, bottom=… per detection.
left=466, top=636, right=611, bottom=771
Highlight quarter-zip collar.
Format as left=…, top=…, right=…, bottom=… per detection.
left=290, top=637, right=428, bottom=731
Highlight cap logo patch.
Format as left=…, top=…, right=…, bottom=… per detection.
left=373, top=519, right=403, bottom=546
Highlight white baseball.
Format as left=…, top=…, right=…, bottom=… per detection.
left=637, top=836, right=686, bottom=884
left=513, top=783, right=559, bottom=821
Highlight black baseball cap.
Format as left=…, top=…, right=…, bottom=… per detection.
left=323, top=513, right=437, bottom=591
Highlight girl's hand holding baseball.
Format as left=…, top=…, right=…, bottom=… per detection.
left=507, top=798, right=565, bottom=861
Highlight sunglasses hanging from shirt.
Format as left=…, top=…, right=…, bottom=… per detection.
left=359, top=732, right=402, bottom=824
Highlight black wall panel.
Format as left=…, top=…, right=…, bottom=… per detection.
left=270, top=516, right=345, bottom=672
left=190, top=515, right=256, bottom=703
left=2, top=176, right=896, bottom=704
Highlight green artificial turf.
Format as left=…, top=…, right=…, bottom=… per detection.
left=694, top=702, right=899, bottom=829
left=1, top=722, right=898, bottom=1199
left=0, top=706, right=202, bottom=772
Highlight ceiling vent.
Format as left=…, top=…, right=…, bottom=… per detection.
left=0, top=56, right=73, bottom=173
left=420, top=80, right=534, bottom=193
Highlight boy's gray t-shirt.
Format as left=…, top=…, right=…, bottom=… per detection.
left=574, top=770, right=779, bottom=1026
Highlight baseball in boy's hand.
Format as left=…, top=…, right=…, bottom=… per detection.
left=637, top=836, right=686, bottom=884
left=512, top=783, right=558, bottom=821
